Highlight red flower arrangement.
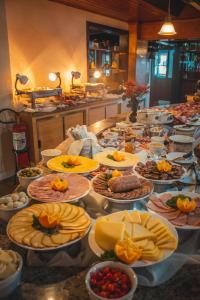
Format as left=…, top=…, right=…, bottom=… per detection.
left=122, top=80, right=149, bottom=122
left=124, top=80, right=149, bottom=99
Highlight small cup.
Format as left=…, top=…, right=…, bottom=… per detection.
left=151, top=136, right=165, bottom=144
left=85, top=261, right=138, bottom=300
left=41, top=149, right=62, bottom=165
left=148, top=142, right=166, bottom=160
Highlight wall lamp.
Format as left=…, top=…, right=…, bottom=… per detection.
left=15, top=74, right=29, bottom=95
left=48, top=72, right=62, bottom=88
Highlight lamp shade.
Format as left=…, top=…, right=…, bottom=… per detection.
left=158, top=21, right=177, bottom=36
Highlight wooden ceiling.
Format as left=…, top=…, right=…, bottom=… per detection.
left=50, top=0, right=200, bottom=22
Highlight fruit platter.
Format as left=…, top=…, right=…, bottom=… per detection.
left=93, top=151, right=141, bottom=169
left=147, top=192, right=200, bottom=229
left=47, top=155, right=99, bottom=174
left=7, top=203, right=91, bottom=251
left=88, top=210, right=178, bottom=267
left=92, top=170, right=153, bottom=203
left=27, top=173, right=90, bottom=203
left=135, top=160, right=186, bottom=184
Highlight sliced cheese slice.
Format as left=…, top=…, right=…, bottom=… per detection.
left=133, top=239, right=149, bottom=249
left=95, top=220, right=125, bottom=251
left=129, top=211, right=141, bottom=224
left=109, top=211, right=127, bottom=222
left=146, top=217, right=162, bottom=231
left=140, top=213, right=151, bottom=227
left=132, top=224, right=156, bottom=241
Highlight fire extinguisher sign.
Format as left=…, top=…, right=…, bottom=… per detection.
left=13, top=132, right=26, bottom=151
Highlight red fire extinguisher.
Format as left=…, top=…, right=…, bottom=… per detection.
left=12, top=123, right=30, bottom=170
left=0, top=108, right=30, bottom=170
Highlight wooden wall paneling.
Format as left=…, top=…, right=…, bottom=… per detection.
left=128, top=22, right=138, bottom=81
left=105, top=103, right=119, bottom=118
left=36, top=115, right=64, bottom=161
left=63, top=111, right=85, bottom=137
left=88, top=105, right=105, bottom=125
left=139, top=18, right=200, bottom=41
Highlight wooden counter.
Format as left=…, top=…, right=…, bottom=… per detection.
left=20, top=97, right=129, bottom=163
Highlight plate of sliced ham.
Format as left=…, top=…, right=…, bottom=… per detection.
left=147, top=192, right=200, bottom=229
left=27, top=173, right=91, bottom=203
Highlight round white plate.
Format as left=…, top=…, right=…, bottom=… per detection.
left=134, top=166, right=187, bottom=185
left=93, top=151, right=141, bottom=170
left=166, top=152, right=193, bottom=165
left=27, top=177, right=91, bottom=203
left=91, top=175, right=154, bottom=204
left=147, top=191, right=200, bottom=230
left=88, top=210, right=178, bottom=267
left=187, top=120, right=200, bottom=127
left=169, top=135, right=194, bottom=144
left=7, top=213, right=92, bottom=251
left=173, top=125, right=195, bottom=132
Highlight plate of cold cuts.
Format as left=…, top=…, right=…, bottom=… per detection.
left=91, top=170, right=154, bottom=203
left=27, top=173, right=91, bottom=203
left=147, top=192, right=200, bottom=229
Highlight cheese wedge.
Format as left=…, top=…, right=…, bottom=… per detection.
left=109, top=211, right=127, bottom=222
left=140, top=213, right=151, bottom=227
left=123, top=211, right=133, bottom=223
left=125, top=222, right=132, bottom=237
left=132, top=224, right=156, bottom=241
left=146, top=217, right=162, bottom=231
left=143, top=240, right=156, bottom=251
left=133, top=239, right=149, bottom=249
left=95, top=220, right=125, bottom=251
left=158, top=241, right=177, bottom=250
left=129, top=211, right=141, bottom=224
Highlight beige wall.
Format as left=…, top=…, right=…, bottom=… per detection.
left=5, top=0, right=128, bottom=91
left=0, top=0, right=128, bottom=180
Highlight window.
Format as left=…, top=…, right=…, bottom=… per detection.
left=154, top=51, right=168, bottom=78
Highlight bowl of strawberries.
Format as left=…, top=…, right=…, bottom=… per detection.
left=85, top=261, right=137, bottom=300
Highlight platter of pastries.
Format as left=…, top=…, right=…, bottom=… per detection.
left=135, top=160, right=186, bottom=184
left=147, top=192, right=200, bottom=229
left=47, top=155, right=99, bottom=174
left=7, top=203, right=91, bottom=250
left=92, top=170, right=153, bottom=203
left=93, top=151, right=140, bottom=169
left=88, top=210, right=178, bottom=267
left=27, top=173, right=90, bottom=203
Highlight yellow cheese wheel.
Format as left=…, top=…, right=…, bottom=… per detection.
left=95, top=220, right=125, bottom=251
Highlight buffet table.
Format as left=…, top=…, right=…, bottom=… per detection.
left=1, top=112, right=200, bottom=300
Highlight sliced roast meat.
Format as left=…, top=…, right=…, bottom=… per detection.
left=108, top=175, right=142, bottom=193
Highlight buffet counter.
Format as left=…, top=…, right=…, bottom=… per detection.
left=2, top=111, right=200, bottom=300
left=20, top=96, right=129, bottom=163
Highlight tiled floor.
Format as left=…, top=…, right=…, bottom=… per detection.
left=0, top=176, right=18, bottom=196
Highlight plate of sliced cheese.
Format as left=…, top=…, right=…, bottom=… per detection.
left=93, top=151, right=141, bottom=169
left=7, top=203, right=91, bottom=251
left=88, top=210, right=178, bottom=267
left=47, top=155, right=99, bottom=174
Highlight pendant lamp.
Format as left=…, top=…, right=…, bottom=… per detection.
left=158, top=0, right=177, bottom=36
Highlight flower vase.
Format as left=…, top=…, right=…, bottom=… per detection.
left=128, top=96, right=138, bottom=123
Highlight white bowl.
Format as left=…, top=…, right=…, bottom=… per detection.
left=85, top=261, right=137, bottom=300
left=151, top=136, right=165, bottom=144
left=0, top=195, right=30, bottom=222
left=0, top=253, right=23, bottom=298
left=17, top=167, right=43, bottom=188
left=41, top=149, right=62, bottom=164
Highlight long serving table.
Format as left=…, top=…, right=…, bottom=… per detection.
left=1, top=116, right=200, bottom=300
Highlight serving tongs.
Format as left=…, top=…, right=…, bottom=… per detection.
left=171, top=151, right=192, bottom=163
